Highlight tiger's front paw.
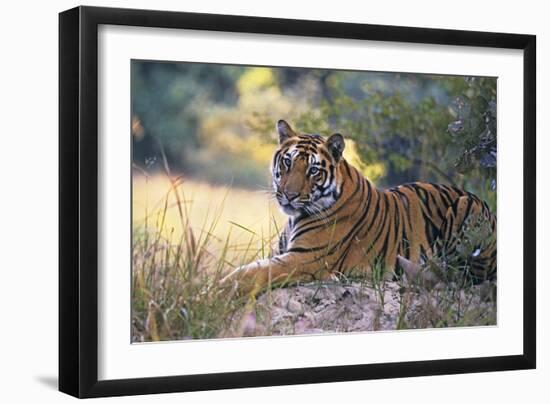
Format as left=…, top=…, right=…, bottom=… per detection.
left=220, top=260, right=270, bottom=297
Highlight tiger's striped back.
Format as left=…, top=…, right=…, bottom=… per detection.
left=277, top=160, right=496, bottom=283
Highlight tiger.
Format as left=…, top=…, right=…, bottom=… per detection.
left=224, top=119, right=496, bottom=295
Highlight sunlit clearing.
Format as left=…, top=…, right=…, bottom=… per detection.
left=132, top=175, right=286, bottom=263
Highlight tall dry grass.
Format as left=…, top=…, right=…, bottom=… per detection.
left=132, top=171, right=287, bottom=341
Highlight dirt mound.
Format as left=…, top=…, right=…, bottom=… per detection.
left=231, top=280, right=496, bottom=337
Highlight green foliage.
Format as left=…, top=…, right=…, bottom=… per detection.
left=132, top=60, right=496, bottom=203
left=447, top=77, right=497, bottom=190
left=296, top=72, right=496, bottom=194
left=131, top=61, right=244, bottom=173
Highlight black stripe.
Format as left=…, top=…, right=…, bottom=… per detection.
left=343, top=160, right=352, bottom=178
left=287, top=245, right=330, bottom=254
left=444, top=214, right=454, bottom=243
left=290, top=215, right=350, bottom=242
left=296, top=170, right=364, bottom=229
left=272, top=256, right=284, bottom=264
left=300, top=181, right=377, bottom=265
left=393, top=189, right=413, bottom=238
left=458, top=196, right=475, bottom=232
left=432, top=183, right=453, bottom=208
left=319, top=148, right=332, bottom=161
left=362, top=195, right=392, bottom=258
left=378, top=197, right=395, bottom=261
left=451, top=198, right=459, bottom=217
left=359, top=181, right=378, bottom=231
left=427, top=188, right=447, bottom=222
left=334, top=187, right=380, bottom=273
left=418, top=185, right=437, bottom=220
left=392, top=194, right=402, bottom=257
left=420, top=209, right=439, bottom=244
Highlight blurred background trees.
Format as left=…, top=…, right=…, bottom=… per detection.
left=132, top=60, right=496, bottom=209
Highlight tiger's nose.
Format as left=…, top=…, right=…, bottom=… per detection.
left=284, top=190, right=300, bottom=201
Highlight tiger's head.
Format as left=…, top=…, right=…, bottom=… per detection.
left=272, top=120, right=346, bottom=216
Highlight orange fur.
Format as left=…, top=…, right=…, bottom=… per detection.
left=225, top=121, right=496, bottom=295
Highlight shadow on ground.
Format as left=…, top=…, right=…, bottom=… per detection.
left=35, top=375, right=58, bottom=390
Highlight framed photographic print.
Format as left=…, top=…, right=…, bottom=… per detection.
left=59, top=6, right=536, bottom=398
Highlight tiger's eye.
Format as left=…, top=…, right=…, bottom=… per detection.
left=283, top=157, right=292, bottom=168
left=309, top=167, right=319, bottom=176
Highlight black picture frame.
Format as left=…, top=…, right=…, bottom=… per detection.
left=59, top=5, right=536, bottom=398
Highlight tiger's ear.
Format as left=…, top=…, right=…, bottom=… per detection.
left=326, top=133, right=345, bottom=162
left=277, top=120, right=296, bottom=144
